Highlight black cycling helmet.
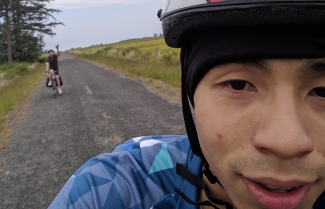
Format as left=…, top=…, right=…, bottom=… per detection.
left=159, top=0, right=325, bottom=48
left=158, top=1, right=325, bottom=208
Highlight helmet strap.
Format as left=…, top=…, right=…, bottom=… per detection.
left=175, top=163, right=233, bottom=209
left=181, top=48, right=219, bottom=185
left=202, top=163, right=219, bottom=185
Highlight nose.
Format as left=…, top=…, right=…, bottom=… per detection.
left=253, top=91, right=314, bottom=159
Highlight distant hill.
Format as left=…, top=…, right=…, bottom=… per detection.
left=69, top=36, right=177, bottom=54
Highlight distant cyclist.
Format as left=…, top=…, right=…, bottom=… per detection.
left=46, top=44, right=62, bottom=94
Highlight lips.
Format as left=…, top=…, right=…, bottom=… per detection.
left=243, top=177, right=310, bottom=209
left=261, top=184, right=300, bottom=193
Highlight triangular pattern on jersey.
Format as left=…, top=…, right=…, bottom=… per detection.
left=67, top=173, right=111, bottom=207
left=149, top=143, right=173, bottom=174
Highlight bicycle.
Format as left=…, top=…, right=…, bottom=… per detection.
left=51, top=72, right=57, bottom=98
left=46, top=71, right=58, bottom=98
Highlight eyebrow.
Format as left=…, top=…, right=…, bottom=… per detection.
left=234, top=60, right=269, bottom=71
left=216, top=58, right=325, bottom=75
left=215, top=59, right=270, bottom=72
left=301, top=59, right=325, bottom=75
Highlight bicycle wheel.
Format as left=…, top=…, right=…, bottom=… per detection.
left=52, top=77, right=57, bottom=98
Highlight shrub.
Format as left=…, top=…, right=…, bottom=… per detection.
left=161, top=51, right=178, bottom=65
left=0, top=64, right=10, bottom=72
left=37, top=56, right=46, bottom=63
left=1, top=62, right=30, bottom=80
left=15, top=63, right=29, bottom=74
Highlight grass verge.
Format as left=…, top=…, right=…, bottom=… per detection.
left=0, top=62, right=45, bottom=150
left=72, top=53, right=181, bottom=88
left=69, top=37, right=182, bottom=99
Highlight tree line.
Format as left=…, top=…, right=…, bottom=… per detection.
left=0, top=0, right=62, bottom=64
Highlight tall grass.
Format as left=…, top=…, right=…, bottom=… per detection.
left=70, top=37, right=182, bottom=88
left=0, top=62, right=44, bottom=131
left=0, top=62, right=31, bottom=80
left=95, top=46, right=180, bottom=66
left=74, top=53, right=181, bottom=87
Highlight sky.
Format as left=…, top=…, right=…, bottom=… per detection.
left=44, top=0, right=165, bottom=51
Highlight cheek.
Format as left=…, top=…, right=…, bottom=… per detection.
left=194, top=93, right=259, bottom=172
left=311, top=126, right=325, bottom=158
left=194, top=97, right=260, bottom=204
left=305, top=109, right=325, bottom=157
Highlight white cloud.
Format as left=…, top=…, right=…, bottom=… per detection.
left=49, top=0, right=164, bottom=9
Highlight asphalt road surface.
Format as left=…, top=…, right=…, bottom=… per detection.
left=0, top=53, right=185, bottom=209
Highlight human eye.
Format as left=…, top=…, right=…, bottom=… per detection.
left=310, top=87, right=325, bottom=98
left=221, top=80, right=257, bottom=91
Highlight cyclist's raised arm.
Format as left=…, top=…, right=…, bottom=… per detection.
left=55, top=44, right=61, bottom=57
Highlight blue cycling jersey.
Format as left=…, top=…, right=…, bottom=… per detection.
left=48, top=135, right=325, bottom=209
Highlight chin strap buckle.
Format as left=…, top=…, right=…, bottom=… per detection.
left=202, top=164, right=219, bottom=185
left=175, top=163, right=233, bottom=209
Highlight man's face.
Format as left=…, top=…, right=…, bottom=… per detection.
left=48, top=51, right=54, bottom=57
left=194, top=59, right=325, bottom=209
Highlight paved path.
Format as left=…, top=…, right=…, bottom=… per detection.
left=0, top=53, right=185, bottom=208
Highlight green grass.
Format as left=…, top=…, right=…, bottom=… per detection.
left=79, top=37, right=174, bottom=51
left=70, top=36, right=182, bottom=88
left=0, top=62, right=31, bottom=80
left=74, top=53, right=181, bottom=87
left=0, top=62, right=44, bottom=131
left=111, top=37, right=175, bottom=51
